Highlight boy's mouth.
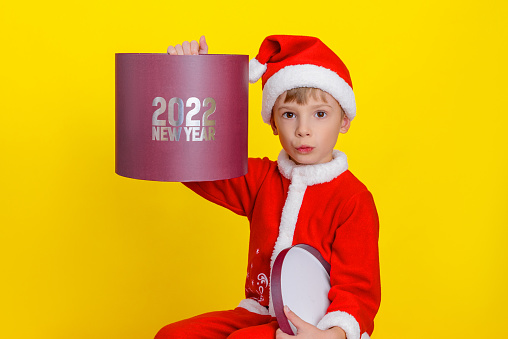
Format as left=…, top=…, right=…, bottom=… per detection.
left=296, top=145, right=314, bottom=154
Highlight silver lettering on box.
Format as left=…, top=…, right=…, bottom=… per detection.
left=168, top=97, right=184, bottom=127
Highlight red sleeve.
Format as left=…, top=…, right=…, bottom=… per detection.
left=183, top=157, right=275, bottom=218
left=317, top=190, right=381, bottom=339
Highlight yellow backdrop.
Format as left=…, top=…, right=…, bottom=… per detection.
left=1, top=0, right=507, bottom=338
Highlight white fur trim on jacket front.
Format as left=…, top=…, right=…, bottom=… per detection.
left=267, top=149, right=348, bottom=316
left=317, top=310, right=361, bottom=339
left=260, top=64, right=356, bottom=124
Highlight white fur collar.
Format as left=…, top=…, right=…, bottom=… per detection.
left=268, top=149, right=349, bottom=316
left=277, top=149, right=348, bottom=186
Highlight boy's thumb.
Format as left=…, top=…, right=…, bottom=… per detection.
left=284, top=306, right=309, bottom=332
left=199, top=35, right=208, bottom=54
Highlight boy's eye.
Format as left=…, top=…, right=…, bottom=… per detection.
left=315, top=111, right=327, bottom=118
left=282, top=112, right=295, bottom=119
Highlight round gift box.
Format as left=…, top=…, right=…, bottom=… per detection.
left=115, top=53, right=249, bottom=182
left=271, top=244, right=331, bottom=335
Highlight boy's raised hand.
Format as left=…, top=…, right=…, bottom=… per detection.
left=167, top=35, right=208, bottom=55
left=275, top=306, right=346, bottom=339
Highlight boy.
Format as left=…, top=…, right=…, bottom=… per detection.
left=156, top=35, right=380, bottom=339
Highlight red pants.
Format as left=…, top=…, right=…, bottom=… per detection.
left=155, top=307, right=279, bottom=339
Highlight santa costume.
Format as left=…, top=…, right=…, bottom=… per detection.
left=155, top=35, right=380, bottom=339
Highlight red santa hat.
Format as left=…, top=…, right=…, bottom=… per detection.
left=249, top=35, right=356, bottom=124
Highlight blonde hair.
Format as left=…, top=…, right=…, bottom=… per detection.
left=282, top=87, right=344, bottom=118
left=270, top=87, right=347, bottom=127
left=283, top=87, right=328, bottom=105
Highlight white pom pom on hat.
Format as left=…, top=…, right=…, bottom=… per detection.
left=249, top=58, right=267, bottom=83
left=249, top=35, right=356, bottom=124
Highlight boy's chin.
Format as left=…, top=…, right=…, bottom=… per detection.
left=288, top=155, right=329, bottom=166
left=286, top=148, right=335, bottom=165
left=288, top=156, right=304, bottom=165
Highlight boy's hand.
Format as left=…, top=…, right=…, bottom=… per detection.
left=276, top=306, right=346, bottom=339
left=167, top=35, right=208, bottom=55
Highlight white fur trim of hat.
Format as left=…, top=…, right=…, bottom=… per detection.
left=249, top=35, right=357, bottom=124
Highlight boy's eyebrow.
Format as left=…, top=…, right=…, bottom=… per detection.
left=276, top=103, right=334, bottom=110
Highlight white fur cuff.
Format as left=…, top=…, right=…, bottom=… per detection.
left=317, top=310, right=361, bottom=339
left=237, top=298, right=270, bottom=316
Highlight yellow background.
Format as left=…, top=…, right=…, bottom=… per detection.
left=1, top=0, right=507, bottom=338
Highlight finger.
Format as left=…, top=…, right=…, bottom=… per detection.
left=284, top=306, right=309, bottom=331
left=190, top=40, right=199, bottom=55
left=175, top=44, right=184, bottom=55
left=275, top=328, right=290, bottom=339
left=182, top=41, right=191, bottom=55
left=167, top=45, right=177, bottom=55
left=199, top=35, right=208, bottom=54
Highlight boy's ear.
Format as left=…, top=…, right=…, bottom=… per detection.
left=340, top=115, right=351, bottom=134
left=270, top=115, right=279, bottom=135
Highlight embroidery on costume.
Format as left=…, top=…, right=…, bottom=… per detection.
left=247, top=272, right=269, bottom=302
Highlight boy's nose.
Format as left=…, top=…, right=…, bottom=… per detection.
left=296, top=121, right=311, bottom=137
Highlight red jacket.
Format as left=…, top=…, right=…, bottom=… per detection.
left=184, top=150, right=380, bottom=339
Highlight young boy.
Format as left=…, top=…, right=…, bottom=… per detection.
left=156, top=35, right=380, bottom=339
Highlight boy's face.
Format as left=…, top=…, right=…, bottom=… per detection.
left=271, top=91, right=350, bottom=165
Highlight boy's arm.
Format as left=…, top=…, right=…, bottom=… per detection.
left=168, top=36, right=270, bottom=216
left=183, top=157, right=274, bottom=217
left=317, top=190, right=381, bottom=339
